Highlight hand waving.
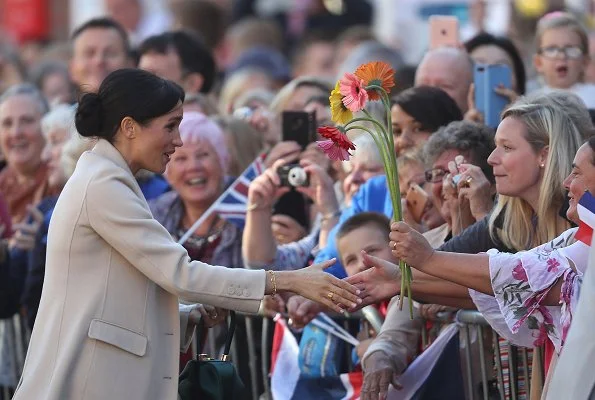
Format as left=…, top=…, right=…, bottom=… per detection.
left=9, top=205, right=44, bottom=251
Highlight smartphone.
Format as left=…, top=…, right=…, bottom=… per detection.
left=282, top=111, right=317, bottom=149
left=429, top=15, right=459, bottom=50
left=474, top=64, right=512, bottom=129
left=406, top=184, right=429, bottom=223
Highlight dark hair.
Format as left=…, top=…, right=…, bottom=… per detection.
left=464, top=33, right=527, bottom=95
left=71, top=18, right=131, bottom=57
left=170, top=0, right=229, bottom=49
left=392, top=86, right=463, bottom=132
left=75, top=69, right=184, bottom=142
left=138, top=31, right=216, bottom=93
left=393, top=65, right=417, bottom=94
left=336, top=212, right=391, bottom=244
left=423, top=120, right=496, bottom=183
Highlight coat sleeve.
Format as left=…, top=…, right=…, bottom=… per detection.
left=178, top=304, right=195, bottom=352
left=85, top=170, right=266, bottom=314
left=361, top=297, right=422, bottom=374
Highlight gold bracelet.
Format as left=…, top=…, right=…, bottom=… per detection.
left=247, top=202, right=271, bottom=212
left=267, top=270, right=277, bottom=298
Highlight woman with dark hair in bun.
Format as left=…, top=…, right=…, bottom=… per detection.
left=13, top=69, right=361, bottom=400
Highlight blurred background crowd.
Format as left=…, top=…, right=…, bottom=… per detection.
left=2, top=0, right=595, bottom=399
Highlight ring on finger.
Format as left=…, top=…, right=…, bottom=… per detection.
left=327, top=292, right=334, bottom=301
left=392, top=242, right=397, bottom=250
left=462, top=176, right=473, bottom=187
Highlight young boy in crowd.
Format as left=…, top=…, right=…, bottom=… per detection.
left=534, top=12, right=595, bottom=107
left=335, top=212, right=421, bottom=365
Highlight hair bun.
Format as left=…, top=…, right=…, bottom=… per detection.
left=75, top=93, right=104, bottom=138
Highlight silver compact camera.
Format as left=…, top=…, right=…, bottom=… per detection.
left=277, top=164, right=309, bottom=187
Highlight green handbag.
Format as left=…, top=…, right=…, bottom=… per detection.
left=178, top=311, right=247, bottom=400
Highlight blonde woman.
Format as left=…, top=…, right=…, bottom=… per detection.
left=349, top=91, right=591, bottom=399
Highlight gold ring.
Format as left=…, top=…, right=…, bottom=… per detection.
left=327, top=292, right=334, bottom=300
left=465, top=176, right=473, bottom=185
left=392, top=242, right=397, bottom=250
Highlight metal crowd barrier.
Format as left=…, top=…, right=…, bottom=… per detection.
left=240, top=309, right=541, bottom=400
left=0, top=313, right=30, bottom=400
left=1, top=308, right=540, bottom=400
left=456, top=310, right=540, bottom=400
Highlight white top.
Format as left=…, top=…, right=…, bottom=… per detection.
left=537, top=83, right=595, bottom=109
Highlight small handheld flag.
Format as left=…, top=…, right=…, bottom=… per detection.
left=575, top=191, right=595, bottom=245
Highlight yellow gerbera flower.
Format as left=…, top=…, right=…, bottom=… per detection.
left=329, top=81, right=353, bottom=125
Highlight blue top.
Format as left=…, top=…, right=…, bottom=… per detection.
left=315, top=175, right=392, bottom=278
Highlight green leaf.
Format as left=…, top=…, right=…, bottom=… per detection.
left=527, top=316, right=539, bottom=329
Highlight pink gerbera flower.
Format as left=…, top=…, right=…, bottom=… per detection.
left=339, top=73, right=368, bottom=112
left=316, top=126, right=356, bottom=161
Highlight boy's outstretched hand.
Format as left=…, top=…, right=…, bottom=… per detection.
left=346, top=252, right=401, bottom=308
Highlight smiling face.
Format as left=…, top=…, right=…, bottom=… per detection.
left=563, top=143, right=595, bottom=224
left=127, top=102, right=184, bottom=174
left=0, top=94, right=45, bottom=176
left=534, top=27, right=588, bottom=89
left=488, top=117, right=546, bottom=206
left=338, top=224, right=395, bottom=277
left=165, top=138, right=224, bottom=208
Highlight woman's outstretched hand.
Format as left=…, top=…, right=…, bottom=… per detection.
left=276, top=259, right=362, bottom=313
left=346, top=252, right=401, bottom=308
left=389, top=222, right=435, bottom=269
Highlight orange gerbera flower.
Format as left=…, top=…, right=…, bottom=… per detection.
left=316, top=126, right=355, bottom=161
left=354, top=61, right=395, bottom=101
left=339, top=73, right=368, bottom=112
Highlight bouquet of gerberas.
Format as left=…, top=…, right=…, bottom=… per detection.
left=316, top=61, right=413, bottom=316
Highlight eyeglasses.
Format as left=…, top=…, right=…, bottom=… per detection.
left=538, top=45, right=584, bottom=60
left=424, top=168, right=448, bottom=183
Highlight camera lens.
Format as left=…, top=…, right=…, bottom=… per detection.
left=287, top=167, right=307, bottom=187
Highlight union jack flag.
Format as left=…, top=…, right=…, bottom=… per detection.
left=212, top=152, right=267, bottom=229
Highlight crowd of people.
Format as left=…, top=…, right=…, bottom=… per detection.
left=2, top=0, right=595, bottom=399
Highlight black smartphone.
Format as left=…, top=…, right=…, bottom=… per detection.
left=282, top=111, right=316, bottom=149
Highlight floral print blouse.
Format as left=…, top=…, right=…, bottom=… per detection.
left=469, top=228, right=588, bottom=353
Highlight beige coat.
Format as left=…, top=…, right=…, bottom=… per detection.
left=13, top=139, right=266, bottom=400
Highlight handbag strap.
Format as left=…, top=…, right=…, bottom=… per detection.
left=196, top=310, right=236, bottom=358
left=223, top=311, right=236, bottom=357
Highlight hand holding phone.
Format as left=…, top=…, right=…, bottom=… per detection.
left=406, top=184, right=430, bottom=223
left=473, top=64, right=512, bottom=129
left=282, top=111, right=317, bottom=150
left=429, top=16, right=460, bottom=50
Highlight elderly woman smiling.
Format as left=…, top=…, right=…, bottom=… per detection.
left=149, top=111, right=236, bottom=266
left=0, top=84, right=59, bottom=226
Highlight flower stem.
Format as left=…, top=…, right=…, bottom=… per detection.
left=358, top=85, right=413, bottom=317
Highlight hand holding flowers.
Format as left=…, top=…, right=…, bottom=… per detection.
left=316, top=61, right=414, bottom=316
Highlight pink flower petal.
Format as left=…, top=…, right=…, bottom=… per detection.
left=317, top=140, right=351, bottom=161
left=339, top=73, right=368, bottom=112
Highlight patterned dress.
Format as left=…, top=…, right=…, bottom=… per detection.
left=469, top=228, right=587, bottom=354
